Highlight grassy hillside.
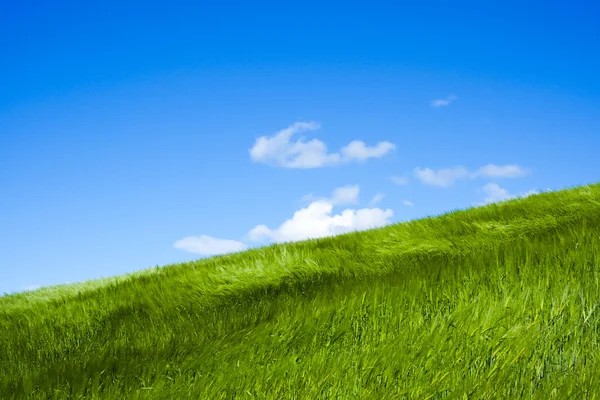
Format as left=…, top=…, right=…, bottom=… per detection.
left=2, top=183, right=600, bottom=399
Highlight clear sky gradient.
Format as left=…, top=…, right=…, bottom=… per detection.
left=2, top=1, right=599, bottom=294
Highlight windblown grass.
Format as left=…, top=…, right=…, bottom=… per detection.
left=1, top=183, right=600, bottom=399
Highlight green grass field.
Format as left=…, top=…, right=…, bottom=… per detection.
left=2, top=183, right=600, bottom=399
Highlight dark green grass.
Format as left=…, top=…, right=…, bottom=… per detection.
left=2, top=183, right=600, bottom=399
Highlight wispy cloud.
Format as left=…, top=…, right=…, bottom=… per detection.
left=521, top=189, right=540, bottom=197
left=430, top=95, right=458, bottom=108
left=403, top=200, right=414, bottom=206
left=475, top=164, right=529, bottom=178
left=249, top=122, right=395, bottom=168
left=330, top=185, right=360, bottom=205
left=370, top=193, right=385, bottom=205
left=414, top=164, right=530, bottom=188
left=480, top=183, right=513, bottom=203
left=340, top=140, right=396, bottom=162
left=414, top=166, right=470, bottom=188
left=173, top=235, right=247, bottom=255
left=475, top=183, right=539, bottom=205
left=390, top=176, right=409, bottom=185
left=301, top=185, right=359, bottom=206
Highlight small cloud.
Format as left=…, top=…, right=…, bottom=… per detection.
left=480, top=183, right=514, bottom=204
left=430, top=95, right=458, bottom=108
left=246, top=225, right=272, bottom=242
left=174, top=235, right=248, bottom=255
left=476, top=184, right=538, bottom=205
left=301, top=185, right=359, bottom=206
left=475, top=164, right=529, bottom=178
left=370, top=193, right=385, bottom=205
left=249, top=122, right=395, bottom=168
left=414, top=166, right=470, bottom=187
left=330, top=185, right=360, bottom=205
left=519, top=189, right=539, bottom=198
left=249, top=121, right=337, bottom=168
left=391, top=176, right=409, bottom=186
left=403, top=200, right=414, bottom=206
left=301, top=193, right=317, bottom=203
left=415, top=163, right=530, bottom=188
left=340, top=140, right=396, bottom=162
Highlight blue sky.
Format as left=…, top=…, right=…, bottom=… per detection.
left=1, top=1, right=599, bottom=294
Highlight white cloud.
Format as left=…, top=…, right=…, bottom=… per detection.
left=414, top=166, right=470, bottom=187
left=330, top=185, right=360, bottom=205
left=391, top=176, right=409, bottom=185
left=300, top=193, right=317, bottom=203
left=520, top=189, right=539, bottom=198
left=403, top=200, right=414, bottom=206
left=174, top=235, right=248, bottom=255
left=475, top=164, right=529, bottom=178
left=301, top=185, right=359, bottom=206
left=246, top=225, right=272, bottom=242
left=370, top=193, right=385, bottom=205
left=248, top=202, right=393, bottom=243
left=249, top=122, right=395, bottom=168
left=480, top=183, right=514, bottom=204
left=340, top=140, right=396, bottom=162
left=430, top=95, right=458, bottom=108
left=415, top=164, right=530, bottom=187
left=247, top=185, right=394, bottom=243
left=476, top=183, right=539, bottom=205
